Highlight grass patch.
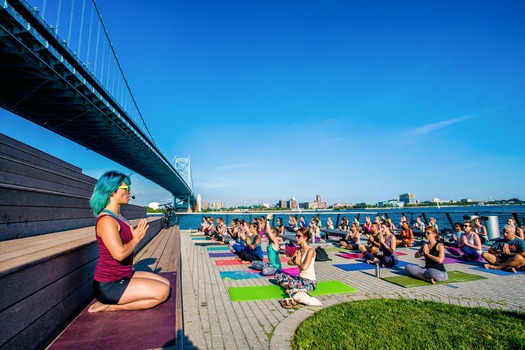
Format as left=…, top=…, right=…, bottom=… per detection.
left=293, top=299, right=525, bottom=350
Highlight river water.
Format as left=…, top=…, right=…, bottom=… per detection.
left=172, top=205, right=525, bottom=235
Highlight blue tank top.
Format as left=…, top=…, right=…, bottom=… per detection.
left=245, top=235, right=264, bottom=260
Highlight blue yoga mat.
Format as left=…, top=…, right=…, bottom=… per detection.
left=472, top=267, right=525, bottom=276
left=220, top=271, right=262, bottom=280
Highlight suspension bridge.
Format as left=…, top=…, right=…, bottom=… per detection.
left=0, top=0, right=196, bottom=210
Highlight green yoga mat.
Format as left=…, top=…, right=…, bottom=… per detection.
left=382, top=270, right=487, bottom=288
left=228, top=280, right=358, bottom=302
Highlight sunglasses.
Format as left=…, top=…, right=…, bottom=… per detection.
left=118, top=185, right=131, bottom=192
left=295, top=234, right=303, bottom=239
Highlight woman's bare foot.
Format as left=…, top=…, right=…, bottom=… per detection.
left=484, top=263, right=494, bottom=270
left=88, top=301, right=113, bottom=313
left=511, top=267, right=517, bottom=273
left=430, top=278, right=436, bottom=285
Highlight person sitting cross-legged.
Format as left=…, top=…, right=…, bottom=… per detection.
left=446, top=221, right=482, bottom=261
left=366, top=223, right=398, bottom=267
left=405, top=226, right=448, bottom=284
left=483, top=225, right=525, bottom=272
left=340, top=222, right=361, bottom=250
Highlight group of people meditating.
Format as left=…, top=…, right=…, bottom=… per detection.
left=87, top=176, right=524, bottom=314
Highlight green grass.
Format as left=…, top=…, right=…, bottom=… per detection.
left=293, top=299, right=525, bottom=350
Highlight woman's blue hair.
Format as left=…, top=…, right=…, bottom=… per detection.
left=90, top=170, right=131, bottom=216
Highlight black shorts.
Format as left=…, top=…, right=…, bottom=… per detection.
left=93, top=275, right=133, bottom=304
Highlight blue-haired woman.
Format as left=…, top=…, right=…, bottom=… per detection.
left=88, top=171, right=170, bottom=312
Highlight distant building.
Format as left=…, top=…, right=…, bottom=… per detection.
left=399, top=193, right=416, bottom=205
left=333, top=202, right=355, bottom=209
left=201, top=201, right=210, bottom=210
left=148, top=202, right=160, bottom=210
left=314, top=194, right=328, bottom=209
left=278, top=199, right=288, bottom=208
left=211, top=202, right=224, bottom=210
left=461, top=198, right=473, bottom=203
left=379, top=200, right=403, bottom=208
left=287, top=196, right=298, bottom=209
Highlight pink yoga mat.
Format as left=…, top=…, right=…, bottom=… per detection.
left=247, top=267, right=300, bottom=276
left=49, top=272, right=176, bottom=350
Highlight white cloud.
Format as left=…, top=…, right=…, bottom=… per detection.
left=413, top=115, right=472, bottom=136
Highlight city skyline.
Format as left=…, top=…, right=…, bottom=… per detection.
left=2, top=1, right=524, bottom=208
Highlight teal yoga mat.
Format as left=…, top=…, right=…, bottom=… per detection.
left=382, top=270, right=487, bottom=288
left=220, top=271, right=261, bottom=280
left=207, top=246, right=230, bottom=251
left=228, top=280, right=358, bottom=301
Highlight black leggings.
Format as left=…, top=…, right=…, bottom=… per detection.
left=237, top=250, right=262, bottom=262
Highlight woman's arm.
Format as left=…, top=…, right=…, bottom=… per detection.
left=244, top=235, right=261, bottom=250
left=423, top=243, right=445, bottom=264
left=380, top=235, right=396, bottom=254
left=266, top=214, right=280, bottom=250
left=97, top=216, right=147, bottom=261
left=294, top=248, right=315, bottom=271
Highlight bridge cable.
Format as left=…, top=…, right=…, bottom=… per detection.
left=91, top=0, right=157, bottom=146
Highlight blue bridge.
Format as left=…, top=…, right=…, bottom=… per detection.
left=0, top=0, right=196, bottom=210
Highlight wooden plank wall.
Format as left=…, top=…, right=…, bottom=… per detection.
left=0, top=133, right=146, bottom=240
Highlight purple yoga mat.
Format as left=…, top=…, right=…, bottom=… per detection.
left=49, top=272, right=176, bottom=350
left=209, top=252, right=236, bottom=257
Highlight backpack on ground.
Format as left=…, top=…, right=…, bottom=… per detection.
left=315, top=246, right=331, bottom=261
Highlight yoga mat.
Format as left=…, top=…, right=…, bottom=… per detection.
left=209, top=252, right=236, bottom=258
left=337, top=251, right=407, bottom=260
left=215, top=257, right=287, bottom=266
left=207, top=246, right=230, bottom=251
left=49, top=272, right=176, bottom=350
left=246, top=267, right=300, bottom=277
left=228, top=280, right=358, bottom=302
left=472, top=267, right=525, bottom=276
left=323, top=247, right=347, bottom=253
left=382, top=270, right=487, bottom=288
left=195, top=242, right=222, bottom=246
left=334, top=260, right=416, bottom=272
left=191, top=237, right=207, bottom=240
left=220, top=271, right=262, bottom=280
left=336, top=253, right=364, bottom=259
left=209, top=251, right=268, bottom=258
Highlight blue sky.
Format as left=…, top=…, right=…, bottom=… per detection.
left=2, top=0, right=525, bottom=207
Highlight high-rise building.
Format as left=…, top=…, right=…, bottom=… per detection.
left=399, top=193, right=416, bottom=204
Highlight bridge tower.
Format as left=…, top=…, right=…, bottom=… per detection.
left=173, top=157, right=194, bottom=212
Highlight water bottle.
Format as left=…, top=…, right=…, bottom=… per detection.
left=375, top=263, right=380, bottom=278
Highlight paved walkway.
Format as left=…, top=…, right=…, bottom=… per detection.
left=179, top=231, right=525, bottom=349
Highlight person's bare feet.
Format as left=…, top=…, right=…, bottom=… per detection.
left=511, top=267, right=517, bottom=273
left=430, top=278, right=436, bottom=285
left=484, top=263, right=494, bottom=270
left=88, top=301, right=112, bottom=313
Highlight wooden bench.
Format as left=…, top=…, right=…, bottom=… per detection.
left=0, top=217, right=162, bottom=349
